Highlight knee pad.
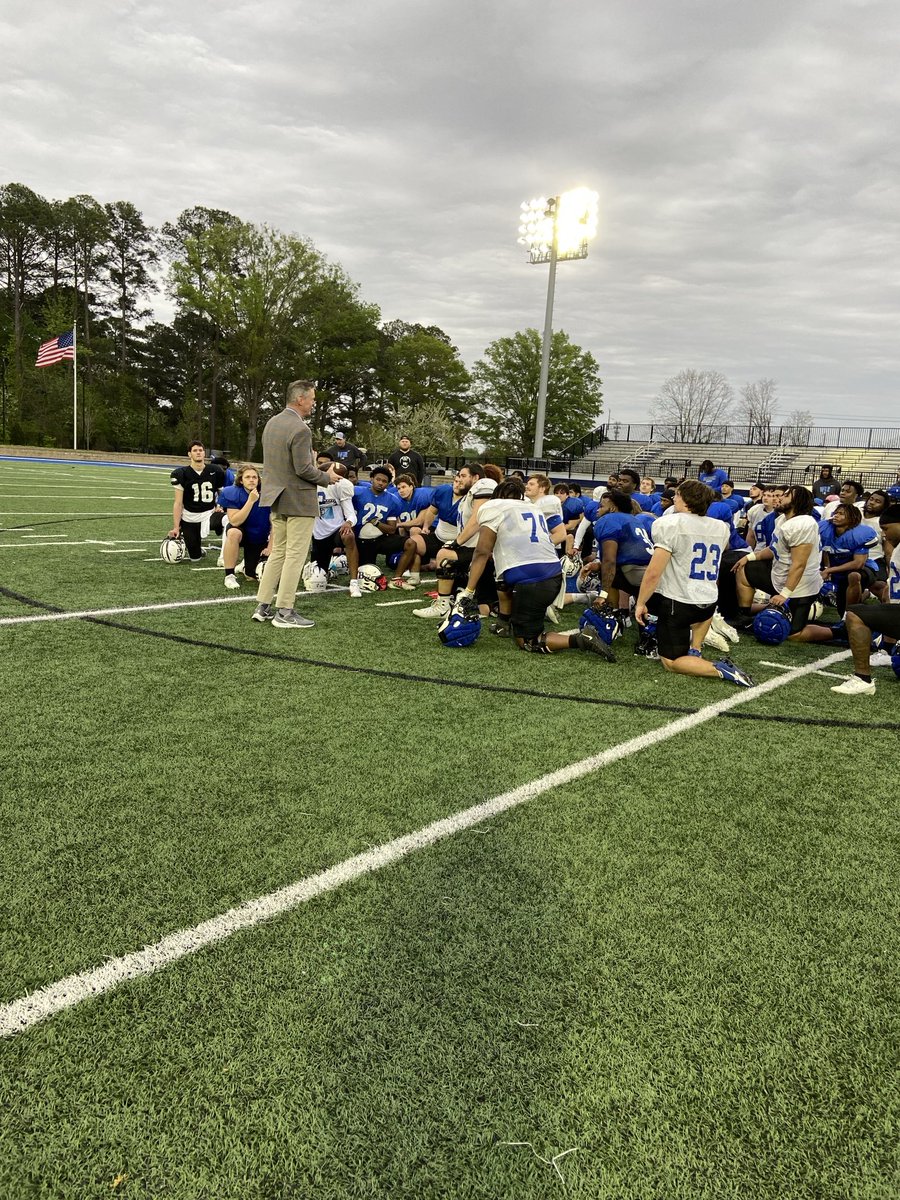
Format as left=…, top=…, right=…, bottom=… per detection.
left=436, top=559, right=458, bottom=580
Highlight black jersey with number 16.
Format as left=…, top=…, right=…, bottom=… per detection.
left=170, top=465, right=225, bottom=512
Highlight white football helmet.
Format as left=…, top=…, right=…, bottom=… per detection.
left=328, top=553, right=348, bottom=578
left=357, top=563, right=388, bottom=592
left=160, top=535, right=187, bottom=563
left=302, top=562, right=328, bottom=593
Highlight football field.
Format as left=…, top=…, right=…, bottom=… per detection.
left=1, top=457, right=898, bottom=1199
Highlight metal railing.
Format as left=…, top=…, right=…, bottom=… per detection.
left=562, top=422, right=900, bottom=454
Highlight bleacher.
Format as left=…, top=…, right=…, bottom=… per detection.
left=506, top=423, right=900, bottom=492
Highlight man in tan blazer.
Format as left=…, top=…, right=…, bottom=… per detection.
left=252, top=379, right=342, bottom=628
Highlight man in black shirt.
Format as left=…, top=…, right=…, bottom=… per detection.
left=811, top=465, right=837, bottom=502
left=323, top=431, right=366, bottom=473
left=387, top=435, right=426, bottom=485
left=169, top=441, right=226, bottom=562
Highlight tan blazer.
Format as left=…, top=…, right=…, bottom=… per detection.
left=259, top=408, right=331, bottom=517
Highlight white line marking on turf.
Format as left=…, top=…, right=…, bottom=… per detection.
left=21, top=532, right=68, bottom=537
left=99, top=548, right=147, bottom=554
left=760, top=659, right=848, bottom=679
left=0, top=512, right=169, bottom=516
left=375, top=598, right=423, bottom=606
left=0, top=648, right=852, bottom=1038
left=0, top=595, right=257, bottom=626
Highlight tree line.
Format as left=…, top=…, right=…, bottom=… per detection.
left=649, top=369, right=812, bottom=444
left=0, top=182, right=604, bottom=460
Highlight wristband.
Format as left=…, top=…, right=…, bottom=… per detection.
left=598, top=590, right=608, bottom=601
left=745, top=552, right=757, bottom=561
left=779, top=586, right=794, bottom=599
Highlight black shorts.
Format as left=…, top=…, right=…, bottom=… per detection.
left=612, top=564, right=645, bottom=594
left=846, top=602, right=900, bottom=640
left=509, top=574, right=562, bottom=640
left=743, top=560, right=817, bottom=632
left=647, top=593, right=716, bottom=660
left=311, top=530, right=345, bottom=571
left=357, top=533, right=403, bottom=566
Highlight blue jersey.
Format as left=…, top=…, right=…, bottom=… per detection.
left=352, top=485, right=402, bottom=534
left=217, top=485, right=271, bottom=543
left=707, top=500, right=736, bottom=527
left=562, top=496, right=584, bottom=521
left=429, top=483, right=461, bottom=537
left=632, top=492, right=658, bottom=514
left=755, top=510, right=778, bottom=549
left=593, top=512, right=654, bottom=566
left=581, top=498, right=602, bottom=523
left=396, top=486, right=434, bottom=524
left=819, top=521, right=878, bottom=567
left=723, top=494, right=744, bottom=516
left=699, top=468, right=728, bottom=491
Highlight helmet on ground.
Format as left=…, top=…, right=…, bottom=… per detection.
left=328, top=553, right=348, bottom=578
left=387, top=551, right=402, bottom=569
left=302, top=562, right=328, bottom=593
left=438, top=612, right=482, bottom=647
left=752, top=605, right=792, bottom=645
left=160, top=535, right=187, bottom=563
left=819, top=580, right=839, bottom=609
left=357, top=563, right=388, bottom=592
left=809, top=599, right=825, bottom=622
left=579, top=600, right=624, bottom=645
left=561, top=552, right=582, bottom=578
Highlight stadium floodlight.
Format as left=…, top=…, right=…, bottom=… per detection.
left=517, top=188, right=599, bottom=457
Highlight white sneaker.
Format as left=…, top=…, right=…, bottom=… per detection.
left=830, top=675, right=876, bottom=695
left=235, top=560, right=245, bottom=575
left=224, top=574, right=240, bottom=590
left=711, top=611, right=739, bottom=644
left=407, top=573, right=421, bottom=585
left=349, top=579, right=362, bottom=598
left=216, top=552, right=225, bottom=567
left=703, top=627, right=731, bottom=654
left=413, top=599, right=450, bottom=619
left=870, top=650, right=893, bottom=668
left=545, top=603, right=560, bottom=625
left=389, top=578, right=416, bottom=591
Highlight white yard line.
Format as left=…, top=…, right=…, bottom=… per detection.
left=760, top=659, right=849, bottom=680
left=98, top=549, right=148, bottom=554
left=0, top=595, right=257, bottom=626
left=375, top=598, right=424, bottom=607
left=0, top=647, right=852, bottom=1038
left=0, top=512, right=169, bottom=516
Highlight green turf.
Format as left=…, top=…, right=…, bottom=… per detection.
left=1, top=457, right=898, bottom=1199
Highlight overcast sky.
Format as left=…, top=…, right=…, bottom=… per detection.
left=4, top=0, right=899, bottom=426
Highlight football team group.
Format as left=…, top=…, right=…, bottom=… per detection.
left=164, top=381, right=900, bottom=696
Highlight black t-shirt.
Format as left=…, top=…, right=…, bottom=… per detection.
left=387, top=448, right=425, bottom=483
left=170, top=465, right=226, bottom=512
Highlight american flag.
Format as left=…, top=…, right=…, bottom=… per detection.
left=35, top=331, right=75, bottom=368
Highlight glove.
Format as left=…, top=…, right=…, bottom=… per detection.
left=452, top=589, right=479, bottom=620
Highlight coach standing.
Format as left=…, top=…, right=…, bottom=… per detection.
left=252, top=380, right=342, bottom=629
left=387, top=435, right=426, bottom=485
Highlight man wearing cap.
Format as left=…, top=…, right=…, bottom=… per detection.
left=324, top=431, right=366, bottom=474
left=387, top=435, right=426, bottom=485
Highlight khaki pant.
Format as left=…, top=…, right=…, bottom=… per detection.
left=257, top=514, right=315, bottom=610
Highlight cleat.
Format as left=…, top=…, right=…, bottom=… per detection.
left=489, top=619, right=511, bottom=637
left=830, top=675, right=876, bottom=695
left=224, top=574, right=240, bottom=590
left=348, top=579, right=362, bottom=598
left=711, top=611, right=739, bottom=644
left=251, top=603, right=274, bottom=622
left=389, top=578, right=416, bottom=590
left=413, top=600, right=451, bottom=619
left=687, top=647, right=703, bottom=658
left=714, top=658, right=755, bottom=687
left=545, top=603, right=560, bottom=625
left=271, top=608, right=315, bottom=629
left=571, top=626, right=616, bottom=662
left=703, top=627, right=731, bottom=654
left=216, top=552, right=225, bottom=567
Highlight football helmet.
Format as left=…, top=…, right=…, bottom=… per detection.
left=302, top=563, right=328, bottom=593
left=357, top=563, right=388, bottom=592
left=438, top=612, right=482, bottom=647
left=892, top=652, right=900, bottom=680
left=579, top=599, right=624, bottom=645
left=328, top=553, right=348, bottom=578
left=819, top=580, right=839, bottom=609
left=159, top=535, right=187, bottom=564
left=752, top=605, right=792, bottom=645
left=560, top=551, right=583, bottom=578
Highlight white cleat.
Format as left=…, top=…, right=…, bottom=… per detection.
left=711, top=611, right=739, bottom=644
left=830, top=675, right=876, bottom=695
left=224, top=574, right=240, bottom=590
left=703, top=627, right=731, bottom=654
left=413, top=600, right=451, bottom=619
left=349, top=579, right=362, bottom=598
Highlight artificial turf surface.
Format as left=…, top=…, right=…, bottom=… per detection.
left=1, top=457, right=898, bottom=1198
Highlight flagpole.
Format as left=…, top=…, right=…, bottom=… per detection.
left=72, top=325, right=78, bottom=451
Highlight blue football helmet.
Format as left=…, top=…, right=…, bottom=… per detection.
left=752, top=605, right=792, bottom=645
left=438, top=613, right=482, bottom=648
left=891, top=652, right=900, bottom=680
left=579, top=600, right=624, bottom=645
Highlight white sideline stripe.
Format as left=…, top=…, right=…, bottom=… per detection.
left=0, top=542, right=71, bottom=549
left=22, top=532, right=68, bottom=537
left=0, top=512, right=169, bottom=516
left=376, top=598, right=422, bottom=607
left=0, top=648, right=851, bottom=1038
left=760, top=659, right=848, bottom=679
left=99, top=549, right=146, bottom=554
left=0, top=595, right=257, bottom=626
left=0, top=539, right=162, bottom=550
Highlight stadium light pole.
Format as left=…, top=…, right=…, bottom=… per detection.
left=518, top=189, right=599, bottom=458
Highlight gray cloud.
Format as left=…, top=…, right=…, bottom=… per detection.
left=3, top=0, right=899, bottom=425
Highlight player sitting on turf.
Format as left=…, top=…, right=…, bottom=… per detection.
left=819, top=502, right=880, bottom=614
left=168, top=441, right=226, bottom=563
left=352, top=465, right=402, bottom=571
left=578, top=489, right=654, bottom=621
left=218, top=465, right=272, bottom=588
left=830, top=503, right=900, bottom=695
left=732, top=484, right=825, bottom=643
left=389, top=472, right=462, bottom=589
left=635, top=480, right=754, bottom=685
left=387, top=474, right=435, bottom=590
left=310, top=461, right=361, bottom=597
left=454, top=477, right=614, bottom=659
left=413, top=462, right=497, bottom=620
